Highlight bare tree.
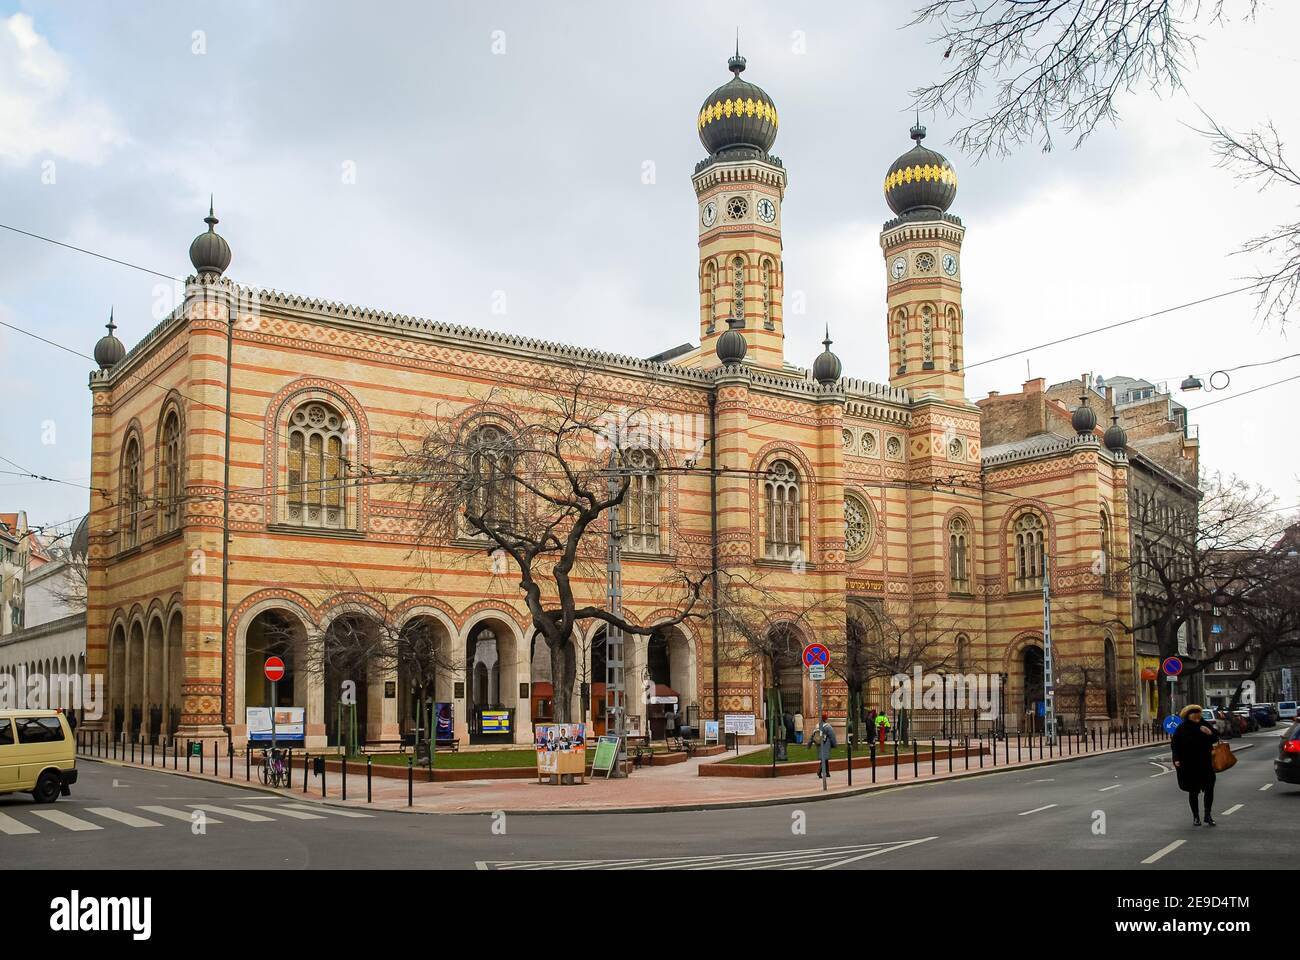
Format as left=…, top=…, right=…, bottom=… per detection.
left=397, top=365, right=710, bottom=724
left=910, top=1, right=1257, bottom=157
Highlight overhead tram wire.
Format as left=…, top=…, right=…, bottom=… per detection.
left=1185, top=372, right=1300, bottom=411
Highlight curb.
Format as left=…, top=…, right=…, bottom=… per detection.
left=78, top=738, right=1163, bottom=818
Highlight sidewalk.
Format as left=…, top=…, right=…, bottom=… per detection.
left=78, top=728, right=1167, bottom=815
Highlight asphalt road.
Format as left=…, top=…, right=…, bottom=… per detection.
left=5, top=729, right=1293, bottom=869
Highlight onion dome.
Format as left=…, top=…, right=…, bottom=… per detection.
left=697, top=46, right=778, bottom=157
left=812, top=327, right=842, bottom=385
left=93, top=308, right=126, bottom=370
left=884, top=123, right=958, bottom=219
left=715, top=318, right=748, bottom=364
left=1104, top=415, right=1128, bottom=452
left=1071, top=395, right=1097, bottom=436
left=189, top=196, right=231, bottom=276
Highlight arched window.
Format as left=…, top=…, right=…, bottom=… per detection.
left=121, top=435, right=142, bottom=549
left=465, top=424, right=514, bottom=530
left=622, top=448, right=660, bottom=553
left=286, top=401, right=349, bottom=529
left=731, top=256, right=746, bottom=324
left=1099, top=509, right=1112, bottom=589
left=1013, top=513, right=1046, bottom=588
left=702, top=261, right=717, bottom=333
left=158, top=409, right=182, bottom=534
left=956, top=634, right=971, bottom=672
left=949, top=516, right=970, bottom=592
left=760, top=257, right=775, bottom=330
left=764, top=460, right=800, bottom=561
left=893, top=308, right=907, bottom=372
left=1104, top=635, right=1118, bottom=718
left=947, top=306, right=962, bottom=371
left=844, top=493, right=874, bottom=559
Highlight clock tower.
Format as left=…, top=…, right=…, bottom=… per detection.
left=881, top=124, right=966, bottom=402
left=693, top=50, right=786, bottom=368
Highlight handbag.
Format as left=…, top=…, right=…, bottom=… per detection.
left=1211, top=741, right=1237, bottom=772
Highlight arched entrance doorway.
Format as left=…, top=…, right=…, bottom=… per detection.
left=767, top=624, right=805, bottom=742
left=109, top=624, right=126, bottom=737
left=397, top=615, right=450, bottom=748
left=465, top=618, right=518, bottom=743
left=1104, top=635, right=1118, bottom=718
left=1022, top=645, right=1045, bottom=733
left=320, top=613, right=374, bottom=751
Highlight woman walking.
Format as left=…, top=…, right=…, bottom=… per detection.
left=1171, top=704, right=1219, bottom=826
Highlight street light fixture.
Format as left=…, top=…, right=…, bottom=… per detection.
left=1179, top=374, right=1203, bottom=392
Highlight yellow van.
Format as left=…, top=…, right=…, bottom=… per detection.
left=0, top=710, right=78, bottom=803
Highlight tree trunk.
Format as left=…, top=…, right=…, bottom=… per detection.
left=548, top=636, right=576, bottom=724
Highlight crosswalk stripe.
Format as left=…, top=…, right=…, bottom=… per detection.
left=1220, top=803, right=1244, bottom=816
left=85, top=807, right=163, bottom=828
left=1142, top=839, right=1185, bottom=864
left=30, top=810, right=102, bottom=832
left=0, top=811, right=40, bottom=835
left=1260, top=783, right=1274, bottom=791
left=282, top=803, right=373, bottom=818
left=185, top=804, right=274, bottom=822
left=1018, top=804, right=1058, bottom=816
left=139, top=805, right=222, bottom=824
left=237, top=804, right=324, bottom=820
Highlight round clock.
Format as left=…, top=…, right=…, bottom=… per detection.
left=701, top=201, right=717, bottom=227
left=757, top=197, right=776, bottom=223
left=891, top=256, right=907, bottom=281
left=942, top=253, right=958, bottom=276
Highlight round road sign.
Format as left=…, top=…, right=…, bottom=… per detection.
left=1161, top=656, right=1183, bottom=677
left=802, top=643, right=830, bottom=667
left=1163, top=715, right=1181, bottom=735
left=264, top=656, right=286, bottom=683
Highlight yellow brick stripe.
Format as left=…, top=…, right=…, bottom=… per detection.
left=698, top=96, right=778, bottom=130
left=884, top=163, right=957, bottom=192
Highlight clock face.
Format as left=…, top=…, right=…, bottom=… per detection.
left=942, top=253, right=958, bottom=276
left=891, top=256, right=907, bottom=280
left=701, top=201, right=717, bottom=227
left=757, top=197, right=776, bottom=223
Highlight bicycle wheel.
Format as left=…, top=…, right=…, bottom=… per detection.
left=259, top=760, right=271, bottom=785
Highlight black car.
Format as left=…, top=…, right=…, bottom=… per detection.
left=1274, top=720, right=1300, bottom=784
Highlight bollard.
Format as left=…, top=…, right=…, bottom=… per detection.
left=912, top=741, right=918, bottom=779
left=979, top=738, right=984, bottom=768
left=186, top=740, right=191, bottom=772
left=892, top=741, right=898, bottom=780
left=321, top=756, right=327, bottom=799
left=367, top=756, right=373, bottom=804
left=228, top=743, right=233, bottom=779
left=200, top=740, right=205, bottom=776
left=151, top=740, right=156, bottom=767
left=303, top=753, right=309, bottom=794
left=408, top=755, right=414, bottom=807
left=870, top=741, right=877, bottom=783
left=246, top=746, right=250, bottom=782
left=342, top=755, right=347, bottom=802
left=964, top=737, right=970, bottom=770
left=1016, top=731, right=1021, bottom=762
left=948, top=739, right=953, bottom=773
left=931, top=738, right=936, bottom=776
left=287, top=749, right=293, bottom=790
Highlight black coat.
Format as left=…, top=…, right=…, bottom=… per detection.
left=1170, top=718, right=1218, bottom=792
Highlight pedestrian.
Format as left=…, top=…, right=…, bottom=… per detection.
left=782, top=710, right=796, bottom=745
left=665, top=705, right=677, bottom=742
left=874, top=710, right=892, bottom=746
left=1171, top=704, right=1219, bottom=827
left=811, top=713, right=836, bottom=780
left=793, top=712, right=804, bottom=745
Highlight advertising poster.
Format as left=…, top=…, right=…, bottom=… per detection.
left=535, top=722, right=587, bottom=776
left=480, top=709, right=511, bottom=735
left=435, top=702, right=453, bottom=741
left=246, top=706, right=306, bottom=742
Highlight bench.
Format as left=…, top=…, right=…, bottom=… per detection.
left=362, top=739, right=406, bottom=754
left=669, top=737, right=698, bottom=757
left=435, top=738, right=460, bottom=753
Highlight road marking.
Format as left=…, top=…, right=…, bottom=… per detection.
left=85, top=807, right=163, bottom=828
left=1260, top=783, right=1274, bottom=792
left=1221, top=804, right=1244, bottom=816
left=1233, top=743, right=1256, bottom=753
left=30, top=810, right=102, bottom=832
left=1148, top=762, right=1173, bottom=777
left=0, top=811, right=40, bottom=835
left=1018, top=804, right=1058, bottom=816
left=478, top=838, right=936, bottom=871
left=1099, top=784, right=1122, bottom=792
left=238, top=804, right=324, bottom=820
left=139, top=805, right=222, bottom=824
left=813, top=836, right=937, bottom=870
left=282, top=803, right=373, bottom=818
left=1142, top=839, right=1185, bottom=864
left=185, top=804, right=274, bottom=822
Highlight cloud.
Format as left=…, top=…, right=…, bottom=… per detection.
left=0, top=13, right=126, bottom=166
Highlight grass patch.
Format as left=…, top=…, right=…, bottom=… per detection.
left=721, top=743, right=927, bottom=765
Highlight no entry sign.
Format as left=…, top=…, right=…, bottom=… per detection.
left=264, top=656, right=286, bottom=683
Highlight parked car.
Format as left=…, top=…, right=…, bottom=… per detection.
left=1278, top=701, right=1298, bottom=721
left=1258, top=703, right=1281, bottom=724
left=1234, top=709, right=1259, bottom=733
left=0, top=709, right=78, bottom=802
left=1251, top=706, right=1277, bottom=729
left=1274, top=721, right=1300, bottom=784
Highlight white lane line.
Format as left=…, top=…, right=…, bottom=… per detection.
left=1234, top=743, right=1256, bottom=753
left=1018, top=804, right=1059, bottom=816
left=1260, top=783, right=1274, bottom=792
left=1142, top=839, right=1185, bottom=864
left=237, top=803, right=324, bottom=820
left=185, top=804, right=273, bottom=822
left=0, top=811, right=40, bottom=835
left=282, top=803, right=373, bottom=818
left=139, top=805, right=222, bottom=824
left=1099, top=784, right=1123, bottom=792
left=813, top=836, right=938, bottom=870
left=30, top=810, right=102, bottom=832
left=85, top=807, right=163, bottom=828
left=1221, top=804, right=1244, bottom=816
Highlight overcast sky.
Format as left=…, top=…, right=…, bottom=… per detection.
left=2, top=0, right=1298, bottom=534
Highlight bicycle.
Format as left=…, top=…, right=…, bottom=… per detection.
left=260, top=747, right=287, bottom=788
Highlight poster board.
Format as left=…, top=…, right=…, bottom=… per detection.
left=724, top=713, right=756, bottom=736
left=625, top=714, right=643, bottom=739
left=535, top=723, right=587, bottom=780
left=480, top=709, right=511, bottom=736
left=246, top=707, right=305, bottom=742
left=591, top=735, right=621, bottom=778
left=702, top=719, right=720, bottom=744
